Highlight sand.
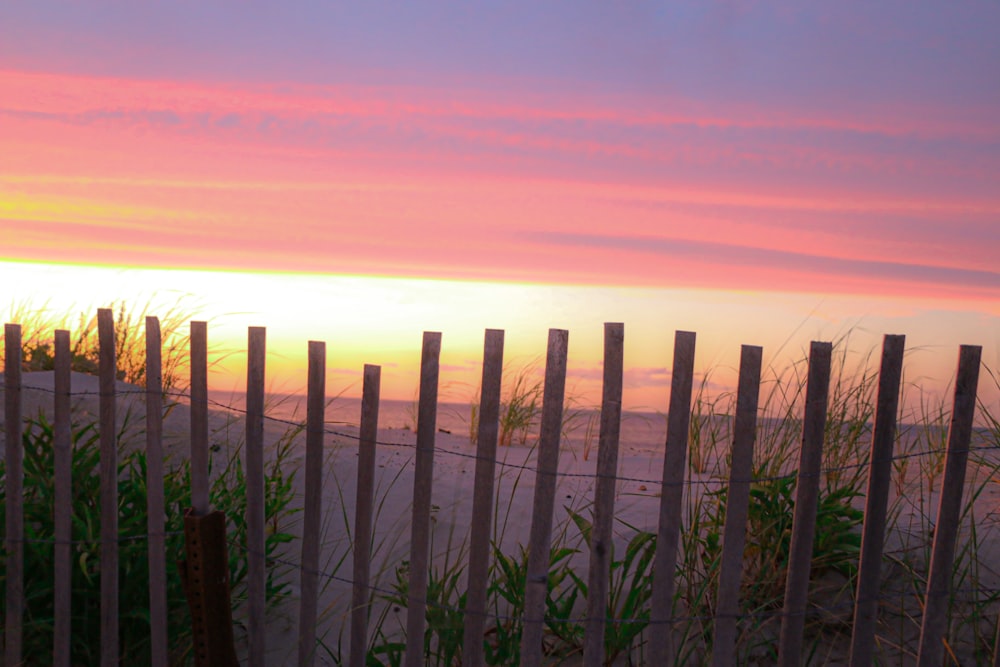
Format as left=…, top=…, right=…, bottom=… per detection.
left=1, top=372, right=672, bottom=662
left=4, top=371, right=1000, bottom=665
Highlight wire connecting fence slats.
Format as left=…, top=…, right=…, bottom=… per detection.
left=1, top=311, right=994, bottom=665
left=520, top=328, right=570, bottom=667
left=649, top=329, right=697, bottom=666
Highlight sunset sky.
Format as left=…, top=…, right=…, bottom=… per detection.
left=1, top=2, right=998, bottom=410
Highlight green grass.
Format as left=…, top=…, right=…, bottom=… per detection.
left=3, top=305, right=1000, bottom=665
left=0, top=410, right=299, bottom=666
left=358, top=339, right=1000, bottom=665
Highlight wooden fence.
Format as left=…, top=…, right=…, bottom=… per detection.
left=0, top=309, right=991, bottom=665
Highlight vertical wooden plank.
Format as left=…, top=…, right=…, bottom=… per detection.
left=711, top=344, right=763, bottom=667
left=403, top=331, right=442, bottom=667
left=917, top=345, right=982, bottom=666
left=246, top=326, right=267, bottom=667
left=190, top=320, right=210, bottom=516
left=350, top=364, right=381, bottom=667
left=994, top=612, right=1000, bottom=667
left=582, top=322, right=625, bottom=667
left=461, top=329, right=505, bottom=666
left=848, top=334, right=905, bottom=667
left=4, top=323, right=23, bottom=667
left=145, top=317, right=169, bottom=667
left=648, top=330, right=697, bottom=666
left=53, top=330, right=73, bottom=667
left=519, top=328, right=570, bottom=667
left=298, top=340, right=326, bottom=667
left=777, top=341, right=833, bottom=667
left=98, top=308, right=119, bottom=667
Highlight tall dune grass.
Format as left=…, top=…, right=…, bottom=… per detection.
left=2, top=298, right=198, bottom=391
left=2, top=306, right=999, bottom=664
left=351, top=339, right=1000, bottom=665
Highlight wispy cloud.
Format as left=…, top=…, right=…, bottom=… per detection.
left=526, top=231, right=1000, bottom=297
left=1, top=67, right=997, bottom=300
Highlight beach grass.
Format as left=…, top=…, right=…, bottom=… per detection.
left=350, top=339, right=1000, bottom=665
left=2, top=304, right=999, bottom=664
left=0, top=410, right=300, bottom=665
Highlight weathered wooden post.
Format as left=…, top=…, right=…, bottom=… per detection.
left=849, top=334, right=905, bottom=666
left=190, top=321, right=209, bottom=515
left=648, top=330, right=697, bottom=666
left=777, top=341, right=832, bottom=666
left=97, top=308, right=119, bottom=667
left=519, top=329, right=569, bottom=667
left=582, top=322, right=624, bottom=667
left=404, top=331, right=442, bottom=667
left=462, top=329, right=505, bottom=667
left=711, top=344, right=763, bottom=666
left=144, top=318, right=169, bottom=667
left=4, top=323, right=24, bottom=667
left=180, top=320, right=238, bottom=666
left=298, top=340, right=326, bottom=666
left=917, top=345, right=981, bottom=666
left=350, top=364, right=382, bottom=667
left=246, top=326, right=267, bottom=667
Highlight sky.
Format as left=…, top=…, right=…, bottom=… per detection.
left=1, top=1, right=998, bottom=412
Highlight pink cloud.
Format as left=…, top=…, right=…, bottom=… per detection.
left=2, top=69, right=997, bottom=303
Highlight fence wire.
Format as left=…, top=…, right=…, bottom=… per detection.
left=3, top=380, right=1000, bottom=641
left=5, top=383, right=999, bottom=492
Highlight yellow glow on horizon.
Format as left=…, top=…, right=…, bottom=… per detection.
left=1, top=260, right=997, bottom=415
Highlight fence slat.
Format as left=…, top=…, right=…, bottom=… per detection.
left=519, top=328, right=570, bottom=667
left=4, top=323, right=23, bottom=667
left=583, top=322, right=625, bottom=667
left=849, top=334, right=905, bottom=666
left=190, top=320, right=210, bottom=516
left=298, top=340, right=326, bottom=667
left=648, top=330, right=697, bottom=666
left=98, top=308, right=119, bottom=667
left=995, top=603, right=1000, bottom=667
left=246, top=326, right=267, bottom=667
left=404, top=331, right=442, bottom=667
left=6, top=312, right=987, bottom=665
left=461, top=329, right=505, bottom=667
left=145, top=318, right=169, bottom=667
left=917, top=345, right=982, bottom=666
left=53, top=330, right=73, bottom=667
left=777, top=341, right=833, bottom=666
left=350, top=364, right=381, bottom=667
left=711, top=344, right=763, bottom=666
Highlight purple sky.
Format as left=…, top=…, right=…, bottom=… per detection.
left=1, top=1, right=998, bottom=300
